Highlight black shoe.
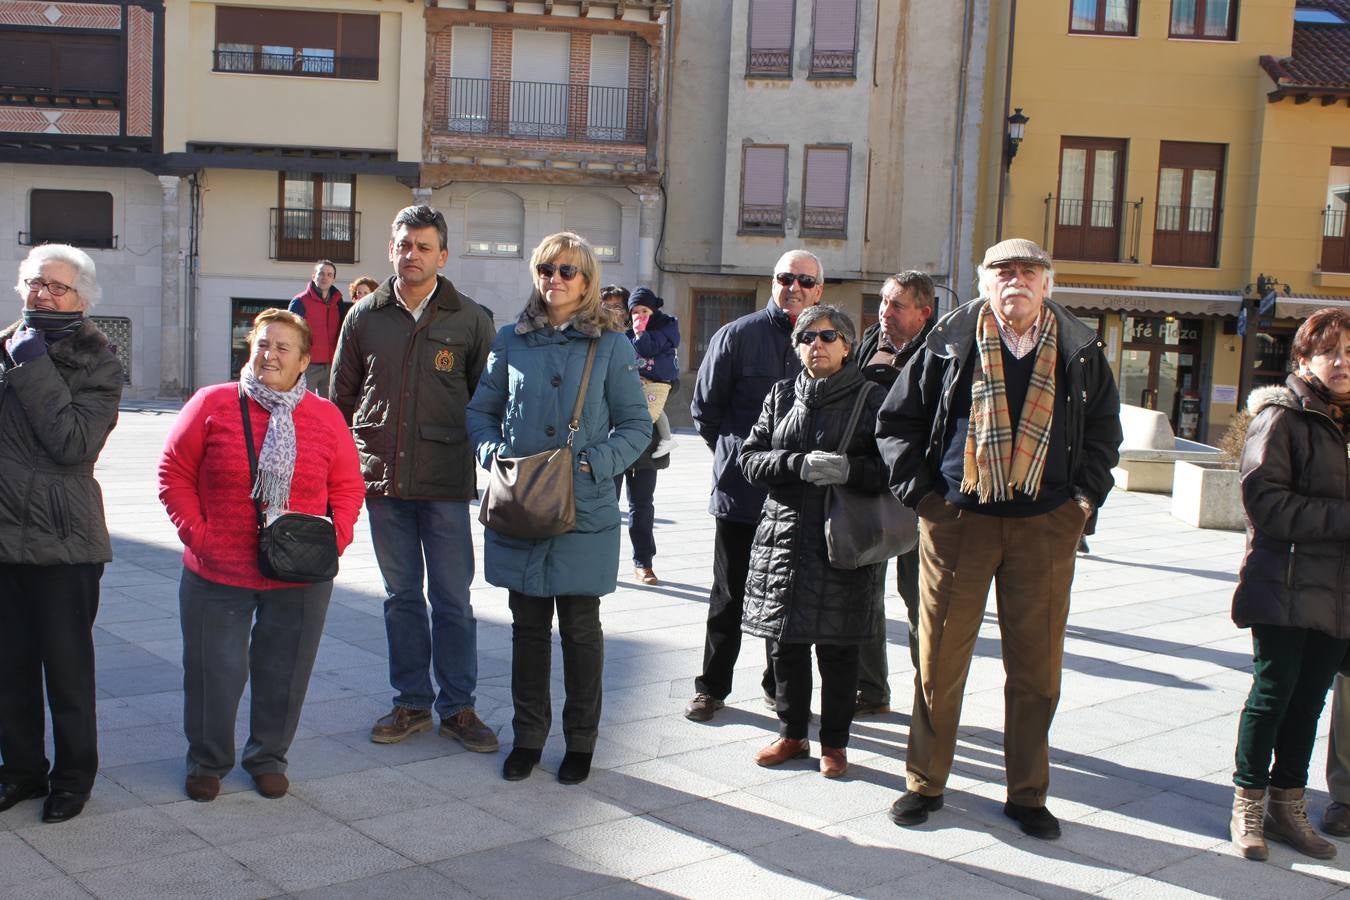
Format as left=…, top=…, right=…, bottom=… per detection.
left=888, top=791, right=944, bottom=826
left=558, top=751, right=593, bottom=785
left=41, top=790, right=89, bottom=824
left=502, top=747, right=542, bottom=782
left=1003, top=801, right=1061, bottom=840
left=0, top=781, right=48, bottom=812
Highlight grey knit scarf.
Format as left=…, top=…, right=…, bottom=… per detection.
left=239, top=365, right=306, bottom=512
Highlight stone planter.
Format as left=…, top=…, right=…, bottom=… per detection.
left=1170, top=460, right=1244, bottom=530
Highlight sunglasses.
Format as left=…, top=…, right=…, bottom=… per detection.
left=774, top=272, right=819, bottom=290
left=795, top=330, right=842, bottom=345
left=536, top=263, right=581, bottom=281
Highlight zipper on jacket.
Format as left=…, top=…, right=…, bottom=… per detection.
left=1287, top=544, right=1297, bottom=588
left=389, top=304, right=437, bottom=495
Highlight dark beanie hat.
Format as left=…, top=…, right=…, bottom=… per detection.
left=628, top=286, right=663, bottom=311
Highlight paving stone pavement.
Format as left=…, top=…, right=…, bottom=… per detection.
left=2, top=402, right=1348, bottom=898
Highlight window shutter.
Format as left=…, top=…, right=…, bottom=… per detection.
left=803, top=147, right=849, bottom=210
left=511, top=30, right=569, bottom=84
left=451, top=26, right=490, bottom=79
left=749, top=0, right=794, bottom=50
left=467, top=191, right=524, bottom=252
left=812, top=0, right=857, bottom=52
left=565, top=194, right=622, bottom=260
left=743, top=146, right=787, bottom=207
left=30, top=190, right=114, bottom=248
left=1333, top=148, right=1350, bottom=168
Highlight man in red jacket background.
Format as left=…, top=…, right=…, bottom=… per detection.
left=288, top=260, right=344, bottom=396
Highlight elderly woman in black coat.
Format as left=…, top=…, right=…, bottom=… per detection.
left=739, top=305, right=886, bottom=779
left=1229, top=307, right=1350, bottom=862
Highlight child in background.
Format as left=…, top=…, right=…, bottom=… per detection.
left=627, top=287, right=680, bottom=458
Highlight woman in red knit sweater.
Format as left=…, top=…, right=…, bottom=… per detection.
left=158, top=309, right=363, bottom=803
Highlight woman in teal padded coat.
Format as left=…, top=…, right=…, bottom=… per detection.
left=467, top=232, right=650, bottom=787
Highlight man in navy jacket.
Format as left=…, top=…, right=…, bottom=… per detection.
left=684, top=249, right=823, bottom=722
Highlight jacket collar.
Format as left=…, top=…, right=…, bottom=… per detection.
left=0, top=317, right=111, bottom=369
left=795, top=361, right=865, bottom=409
left=514, top=290, right=603, bottom=338
left=1252, top=375, right=1337, bottom=419
left=369, top=274, right=460, bottom=314
left=764, top=300, right=792, bottom=332
left=303, top=281, right=341, bottom=305
left=925, top=297, right=1099, bottom=360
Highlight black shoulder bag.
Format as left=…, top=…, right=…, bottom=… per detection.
left=239, top=386, right=340, bottom=583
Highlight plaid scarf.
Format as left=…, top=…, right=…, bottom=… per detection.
left=961, top=304, right=1058, bottom=503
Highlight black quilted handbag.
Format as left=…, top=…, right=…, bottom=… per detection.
left=239, top=387, right=339, bottom=583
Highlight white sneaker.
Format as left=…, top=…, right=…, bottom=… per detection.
left=651, top=438, right=675, bottom=458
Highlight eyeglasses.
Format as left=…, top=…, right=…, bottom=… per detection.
left=23, top=278, right=76, bottom=297
left=774, top=272, right=819, bottom=290
left=795, top=330, right=842, bottom=345
left=536, top=263, right=581, bottom=281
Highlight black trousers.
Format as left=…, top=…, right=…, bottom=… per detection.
left=694, top=518, right=774, bottom=700
left=772, top=641, right=860, bottom=748
left=509, top=592, right=603, bottom=753
left=614, top=468, right=658, bottom=568
left=0, top=562, right=103, bottom=795
left=857, top=547, right=921, bottom=704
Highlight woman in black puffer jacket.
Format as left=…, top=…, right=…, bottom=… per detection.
left=739, top=305, right=886, bottom=779
left=1229, top=307, right=1350, bottom=863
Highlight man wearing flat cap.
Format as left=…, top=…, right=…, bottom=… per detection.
left=876, top=238, right=1121, bottom=839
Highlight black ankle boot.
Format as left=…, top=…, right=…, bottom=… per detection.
left=558, top=751, right=593, bottom=785
left=502, top=746, right=542, bottom=781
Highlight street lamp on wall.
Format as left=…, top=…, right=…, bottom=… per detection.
left=1005, top=107, right=1029, bottom=168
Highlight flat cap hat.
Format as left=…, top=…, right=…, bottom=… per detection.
left=982, top=238, right=1052, bottom=269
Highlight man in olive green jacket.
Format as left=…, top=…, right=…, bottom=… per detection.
left=331, top=205, right=498, bottom=752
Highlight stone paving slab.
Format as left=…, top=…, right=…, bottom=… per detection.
left=3, top=404, right=1350, bottom=897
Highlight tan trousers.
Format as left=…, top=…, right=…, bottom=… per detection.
left=906, top=493, right=1085, bottom=806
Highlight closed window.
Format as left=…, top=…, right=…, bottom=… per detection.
left=28, top=190, right=115, bottom=249
left=564, top=194, right=622, bottom=261
left=0, top=31, right=121, bottom=105
left=747, top=0, right=794, bottom=77
left=448, top=26, right=491, bottom=133
left=272, top=173, right=358, bottom=264
left=510, top=30, right=571, bottom=138
left=214, top=7, right=379, bottom=80
left=466, top=190, right=524, bottom=257
left=739, top=145, right=788, bottom=235
left=810, top=0, right=859, bottom=78
left=1055, top=137, right=1126, bottom=262
left=1322, top=149, right=1350, bottom=273
left=691, top=289, right=756, bottom=369
left=801, top=145, right=850, bottom=237
left=1169, top=0, right=1237, bottom=40
left=1153, top=141, right=1224, bottom=268
left=1069, top=0, right=1137, bottom=35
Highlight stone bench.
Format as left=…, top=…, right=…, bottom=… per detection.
left=1111, top=404, right=1221, bottom=494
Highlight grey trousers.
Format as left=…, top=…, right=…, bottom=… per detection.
left=179, top=567, right=331, bottom=777
left=1328, top=675, right=1350, bottom=802
left=305, top=362, right=331, bottom=398
left=857, top=547, right=920, bottom=705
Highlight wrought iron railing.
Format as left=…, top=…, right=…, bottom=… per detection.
left=1153, top=203, right=1221, bottom=268
left=269, top=208, right=360, bottom=264
left=809, top=50, right=856, bottom=78
left=443, top=77, right=648, bottom=144
left=213, top=49, right=378, bottom=80
left=747, top=48, right=792, bottom=77
left=801, top=205, right=847, bottom=235
left=1323, top=207, right=1350, bottom=272
left=1042, top=195, right=1143, bottom=263
left=739, top=203, right=785, bottom=233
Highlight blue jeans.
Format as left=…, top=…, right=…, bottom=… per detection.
left=367, top=497, right=477, bottom=717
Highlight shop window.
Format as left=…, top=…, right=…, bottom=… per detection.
left=747, top=0, right=794, bottom=77
left=214, top=6, right=379, bottom=80
left=1169, top=0, right=1237, bottom=40
left=271, top=173, right=358, bottom=264
left=1069, top=0, right=1138, bottom=35
left=1153, top=141, right=1224, bottom=268
left=26, top=190, right=116, bottom=250
left=739, top=145, right=788, bottom=235
left=230, top=299, right=288, bottom=377
left=691, top=289, right=756, bottom=369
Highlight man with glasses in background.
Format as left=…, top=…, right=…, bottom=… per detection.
left=331, top=205, right=499, bottom=752
left=685, top=250, right=823, bottom=722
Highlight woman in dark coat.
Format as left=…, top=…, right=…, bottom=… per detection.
left=1229, top=307, right=1350, bottom=862
left=0, top=244, right=123, bottom=824
left=739, top=305, right=886, bottom=779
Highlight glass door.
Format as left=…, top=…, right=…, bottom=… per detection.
left=1120, top=347, right=1155, bottom=409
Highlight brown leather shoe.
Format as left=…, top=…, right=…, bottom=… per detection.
left=253, top=773, right=289, bottom=799
left=440, top=708, right=499, bottom=753
left=370, top=706, right=433, bottom=744
left=820, top=746, right=848, bottom=778
left=185, top=774, right=220, bottom=803
left=635, top=566, right=658, bottom=585
left=755, top=737, right=809, bottom=768
left=1324, top=800, right=1350, bottom=837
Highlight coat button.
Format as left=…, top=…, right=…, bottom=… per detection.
left=545, top=425, right=556, bottom=436
left=551, top=375, right=562, bottom=387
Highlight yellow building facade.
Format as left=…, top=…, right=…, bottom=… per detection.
left=979, top=0, right=1350, bottom=443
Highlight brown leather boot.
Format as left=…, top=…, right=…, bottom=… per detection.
left=1230, top=787, right=1268, bottom=860
left=754, top=737, right=809, bottom=767
left=1266, top=786, right=1337, bottom=859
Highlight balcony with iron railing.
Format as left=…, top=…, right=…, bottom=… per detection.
left=739, top=203, right=786, bottom=235
left=809, top=49, right=857, bottom=79
left=270, top=208, right=360, bottom=264
left=440, top=77, right=648, bottom=146
left=747, top=47, right=792, bottom=77
left=213, top=49, right=378, bottom=81
left=1323, top=207, right=1350, bottom=273
left=801, top=204, right=847, bottom=236
left=1043, top=195, right=1144, bottom=264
